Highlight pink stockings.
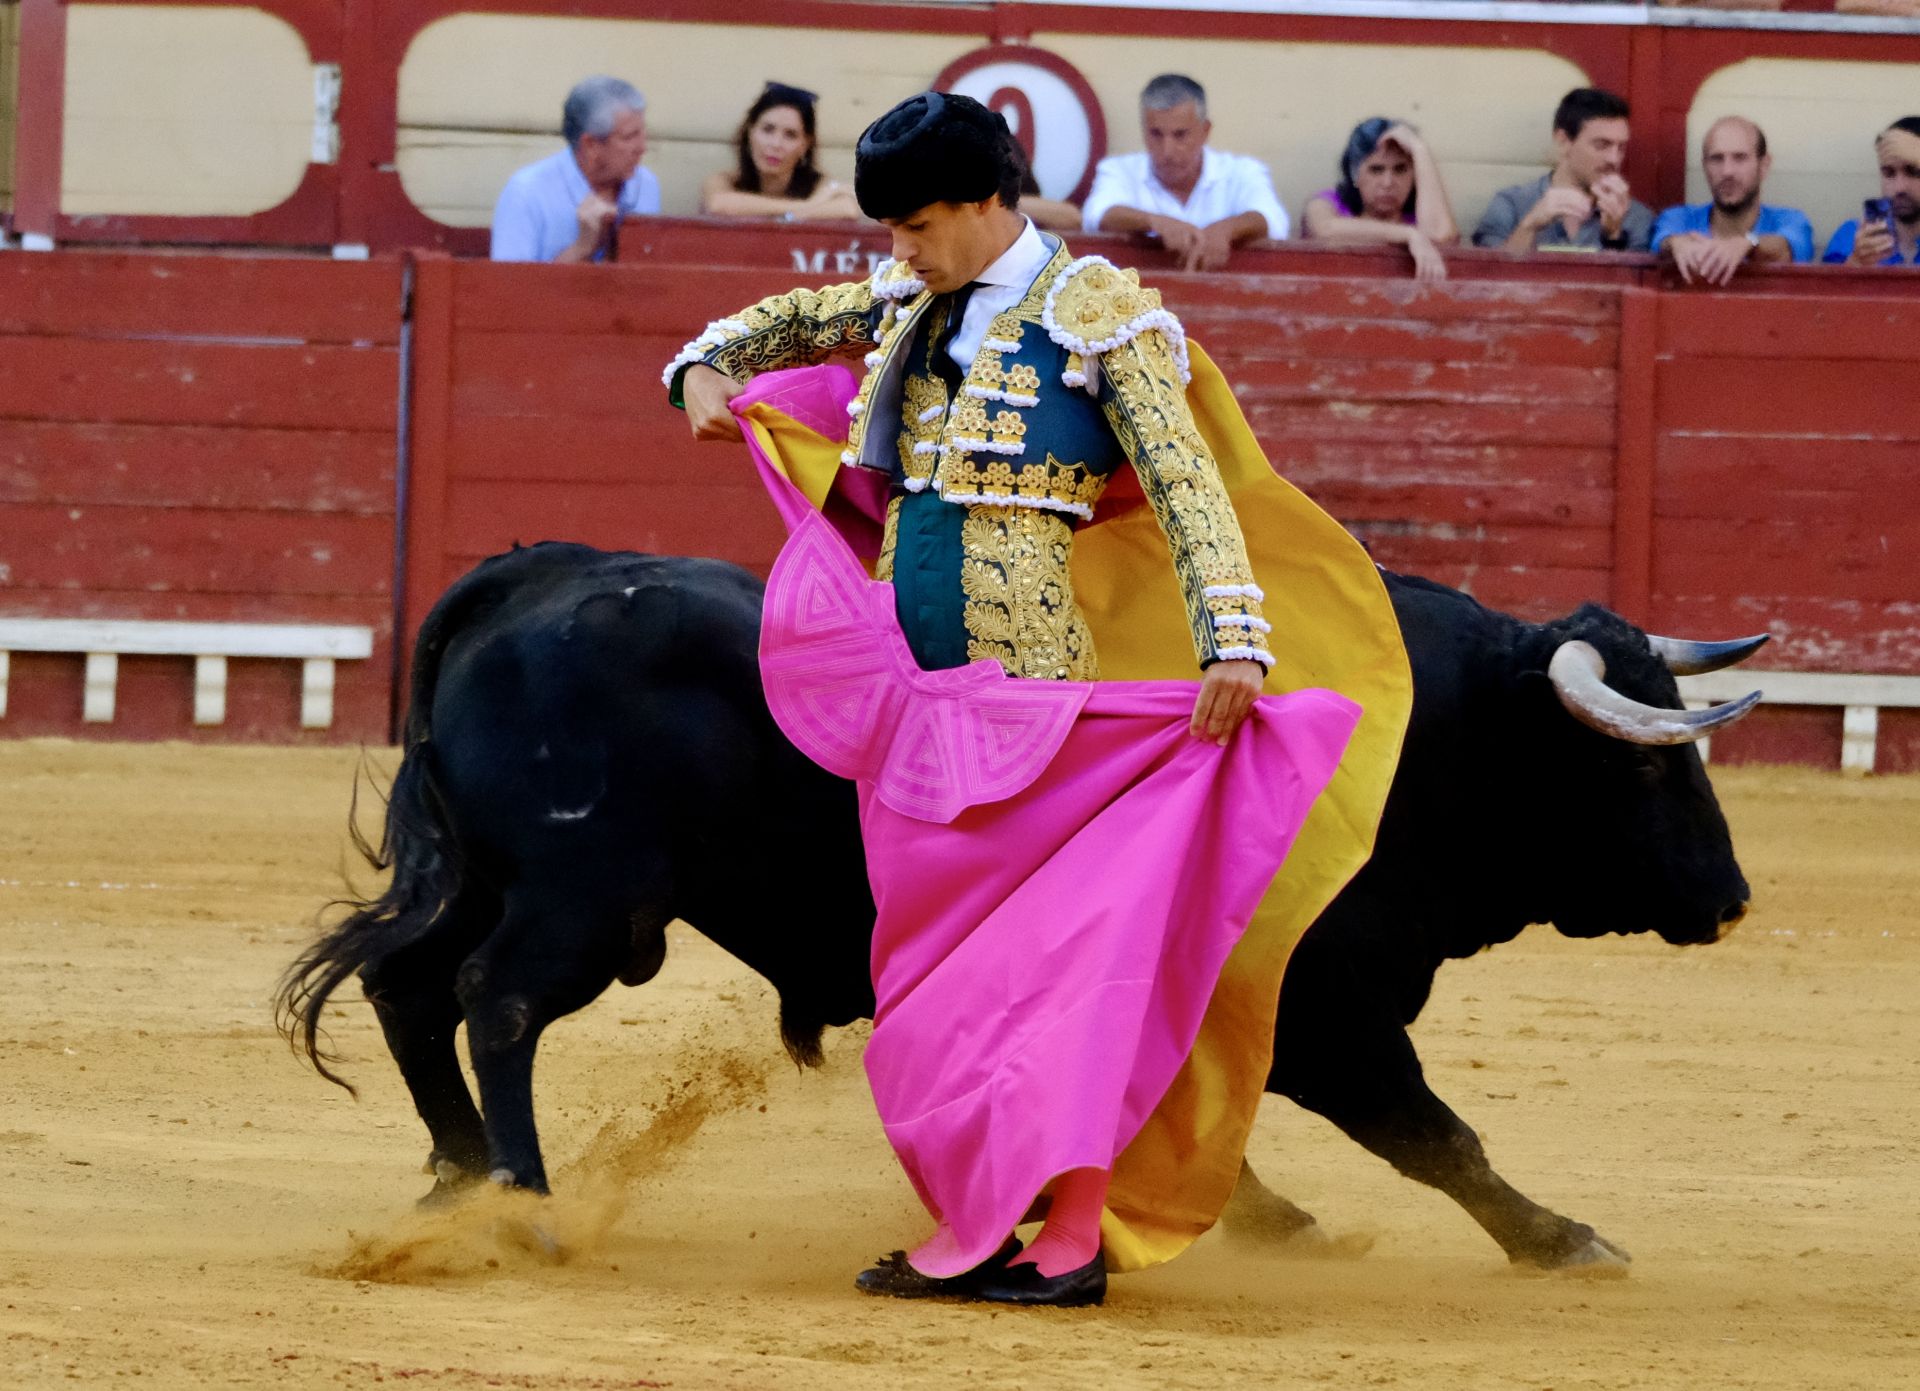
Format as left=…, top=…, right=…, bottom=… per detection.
left=1009, top=1167, right=1110, bottom=1276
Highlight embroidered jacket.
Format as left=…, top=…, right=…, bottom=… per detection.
left=664, top=239, right=1273, bottom=677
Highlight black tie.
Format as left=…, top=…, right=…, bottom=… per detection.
left=928, top=283, right=979, bottom=393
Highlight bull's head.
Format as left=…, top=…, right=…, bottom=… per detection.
left=1525, top=610, right=1765, bottom=946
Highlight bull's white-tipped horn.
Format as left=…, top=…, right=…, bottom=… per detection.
left=1548, top=640, right=1761, bottom=746
left=1646, top=632, right=1770, bottom=676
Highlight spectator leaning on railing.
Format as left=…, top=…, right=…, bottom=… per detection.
left=1822, top=118, right=1920, bottom=268
left=699, top=82, right=863, bottom=223
left=490, top=77, right=660, bottom=263
left=1082, top=73, right=1289, bottom=271
left=1473, top=88, right=1652, bottom=254
left=1653, top=117, right=1813, bottom=286
left=1300, top=117, right=1459, bottom=282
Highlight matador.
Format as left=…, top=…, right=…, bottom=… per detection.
left=666, top=93, right=1397, bottom=1308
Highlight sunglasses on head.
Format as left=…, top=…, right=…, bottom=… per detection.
left=762, top=81, right=818, bottom=110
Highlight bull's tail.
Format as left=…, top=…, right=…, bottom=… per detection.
left=275, top=561, right=493, bottom=1095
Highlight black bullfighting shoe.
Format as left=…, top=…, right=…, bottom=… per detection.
left=854, top=1238, right=1022, bottom=1300
left=973, top=1251, right=1107, bottom=1307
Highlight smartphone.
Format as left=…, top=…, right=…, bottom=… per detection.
left=1863, top=197, right=1895, bottom=227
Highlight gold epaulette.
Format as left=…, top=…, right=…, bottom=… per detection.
left=1041, top=256, right=1191, bottom=386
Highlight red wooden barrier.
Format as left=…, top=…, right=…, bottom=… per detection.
left=0, top=254, right=402, bottom=742
left=1648, top=290, right=1920, bottom=771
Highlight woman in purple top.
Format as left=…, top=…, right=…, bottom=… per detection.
left=1302, top=117, right=1459, bottom=281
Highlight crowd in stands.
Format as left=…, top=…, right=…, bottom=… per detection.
left=491, top=74, right=1920, bottom=279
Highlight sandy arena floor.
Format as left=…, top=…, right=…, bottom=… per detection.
left=0, top=740, right=1916, bottom=1390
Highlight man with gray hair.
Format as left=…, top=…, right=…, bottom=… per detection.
left=491, top=76, right=661, bottom=262
left=1081, top=74, right=1289, bottom=271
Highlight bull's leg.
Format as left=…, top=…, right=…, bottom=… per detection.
left=1270, top=936, right=1628, bottom=1272
left=455, top=885, right=631, bottom=1193
left=359, top=906, right=494, bottom=1202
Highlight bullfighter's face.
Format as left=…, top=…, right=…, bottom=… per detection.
left=881, top=198, right=1006, bottom=294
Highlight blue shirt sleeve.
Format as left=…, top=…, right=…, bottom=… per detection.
left=1650, top=205, right=1692, bottom=255
left=1823, top=220, right=1859, bottom=265
left=1773, top=209, right=1815, bottom=264
left=490, top=172, right=544, bottom=262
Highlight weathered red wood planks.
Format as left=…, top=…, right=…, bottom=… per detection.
left=0, top=254, right=403, bottom=344
left=0, top=421, right=394, bottom=512
left=0, top=256, right=402, bottom=742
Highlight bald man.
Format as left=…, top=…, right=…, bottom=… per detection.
left=1823, top=118, right=1920, bottom=267
left=1651, top=116, right=1812, bottom=286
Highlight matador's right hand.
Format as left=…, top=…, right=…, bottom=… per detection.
left=684, top=364, right=747, bottom=442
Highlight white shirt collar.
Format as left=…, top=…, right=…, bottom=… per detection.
left=973, top=218, right=1051, bottom=291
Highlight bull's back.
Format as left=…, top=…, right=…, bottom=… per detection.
left=416, top=544, right=778, bottom=856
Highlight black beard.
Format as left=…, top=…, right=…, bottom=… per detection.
left=1713, top=189, right=1758, bottom=217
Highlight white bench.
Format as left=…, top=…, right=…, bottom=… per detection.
left=1678, top=669, right=1920, bottom=774
left=0, top=619, right=375, bottom=730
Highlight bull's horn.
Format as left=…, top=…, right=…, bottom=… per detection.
left=1646, top=632, right=1770, bottom=676
left=1548, top=640, right=1761, bottom=746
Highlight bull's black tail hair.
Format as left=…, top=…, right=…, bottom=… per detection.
left=275, top=565, right=488, bottom=1095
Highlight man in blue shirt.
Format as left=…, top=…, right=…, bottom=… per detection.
left=1822, top=118, right=1920, bottom=267
left=491, top=76, right=662, bottom=263
left=1652, top=117, right=1813, bottom=285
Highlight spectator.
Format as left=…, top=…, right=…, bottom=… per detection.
left=1822, top=117, right=1920, bottom=267
left=1652, top=118, right=1812, bottom=285
left=1082, top=73, right=1289, bottom=271
left=490, top=77, right=659, bottom=263
left=1473, top=88, right=1653, bottom=254
left=1014, top=147, right=1081, bottom=233
left=1301, top=117, right=1459, bottom=282
left=700, top=82, right=862, bottom=222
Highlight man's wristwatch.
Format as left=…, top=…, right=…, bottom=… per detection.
left=1744, top=230, right=1761, bottom=250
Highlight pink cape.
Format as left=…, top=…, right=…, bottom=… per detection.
left=736, top=368, right=1361, bottom=1277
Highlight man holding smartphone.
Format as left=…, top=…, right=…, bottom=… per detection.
left=1822, top=117, right=1920, bottom=267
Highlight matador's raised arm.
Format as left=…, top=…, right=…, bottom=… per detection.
left=662, top=266, right=913, bottom=406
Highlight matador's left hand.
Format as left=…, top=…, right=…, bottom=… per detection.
left=1191, top=659, right=1266, bottom=746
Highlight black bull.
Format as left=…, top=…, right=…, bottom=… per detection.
left=281, top=541, right=1762, bottom=1272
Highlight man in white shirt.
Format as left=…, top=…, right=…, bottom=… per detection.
left=1082, top=74, right=1289, bottom=271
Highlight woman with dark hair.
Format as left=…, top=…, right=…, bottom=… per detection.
left=701, top=81, right=863, bottom=221
left=1302, top=117, right=1458, bottom=281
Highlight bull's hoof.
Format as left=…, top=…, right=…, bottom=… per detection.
left=487, top=1166, right=551, bottom=1195
left=1523, top=1234, right=1632, bottom=1277
left=416, top=1153, right=483, bottom=1209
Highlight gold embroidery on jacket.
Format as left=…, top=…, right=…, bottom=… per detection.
left=700, top=279, right=880, bottom=384
left=898, top=372, right=949, bottom=483
left=938, top=453, right=1106, bottom=516
left=1098, top=327, right=1272, bottom=667
left=959, top=506, right=1098, bottom=682
left=875, top=494, right=903, bottom=583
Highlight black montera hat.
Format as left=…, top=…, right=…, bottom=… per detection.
left=855, top=91, right=1016, bottom=221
